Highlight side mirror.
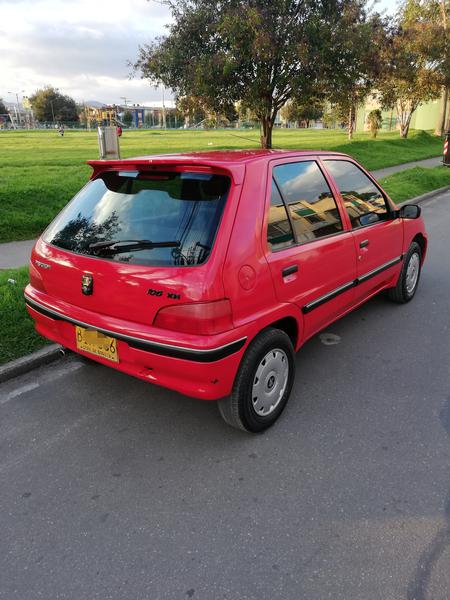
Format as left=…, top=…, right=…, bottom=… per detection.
left=399, top=204, right=421, bottom=219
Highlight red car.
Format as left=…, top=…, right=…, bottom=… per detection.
left=25, top=150, right=427, bottom=432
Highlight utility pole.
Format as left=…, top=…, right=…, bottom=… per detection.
left=162, top=85, right=166, bottom=129
left=120, top=96, right=131, bottom=107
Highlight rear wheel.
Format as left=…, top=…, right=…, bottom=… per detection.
left=387, top=242, right=422, bottom=303
left=218, top=328, right=295, bottom=432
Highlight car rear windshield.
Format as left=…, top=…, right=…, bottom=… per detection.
left=43, top=170, right=231, bottom=266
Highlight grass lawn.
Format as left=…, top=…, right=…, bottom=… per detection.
left=381, top=166, right=450, bottom=205
left=0, top=128, right=443, bottom=243
left=0, top=267, right=50, bottom=365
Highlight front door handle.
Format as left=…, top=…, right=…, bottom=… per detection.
left=282, top=265, right=298, bottom=278
left=359, top=239, right=370, bottom=249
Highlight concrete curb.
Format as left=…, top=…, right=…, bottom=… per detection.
left=397, top=185, right=450, bottom=207
left=0, top=185, right=448, bottom=385
left=0, top=344, right=65, bottom=384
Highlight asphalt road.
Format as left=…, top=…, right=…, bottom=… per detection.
left=1, top=190, right=450, bottom=600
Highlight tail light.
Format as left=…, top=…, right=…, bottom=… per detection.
left=153, top=299, right=233, bottom=335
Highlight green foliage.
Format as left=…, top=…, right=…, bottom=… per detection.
left=0, top=97, right=7, bottom=115
left=133, top=0, right=377, bottom=148
left=402, top=0, right=449, bottom=88
left=326, top=10, right=389, bottom=139
left=377, top=1, right=444, bottom=138
left=123, top=111, right=133, bottom=126
left=0, top=267, right=50, bottom=365
left=29, top=86, right=78, bottom=122
left=401, top=0, right=449, bottom=135
left=281, top=100, right=324, bottom=126
left=367, top=109, right=383, bottom=138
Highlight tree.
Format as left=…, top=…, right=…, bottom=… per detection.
left=176, top=95, right=208, bottom=126
left=281, top=99, right=323, bottom=127
left=123, top=111, right=133, bottom=127
left=29, top=86, right=78, bottom=122
left=401, top=0, right=449, bottom=136
left=0, top=98, right=7, bottom=115
left=377, top=2, right=443, bottom=138
left=367, top=109, right=383, bottom=137
left=133, top=0, right=376, bottom=149
left=325, top=11, right=389, bottom=140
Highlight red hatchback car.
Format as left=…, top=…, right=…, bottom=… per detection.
left=25, top=150, right=427, bottom=432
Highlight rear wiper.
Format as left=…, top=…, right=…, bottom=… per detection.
left=89, top=239, right=180, bottom=254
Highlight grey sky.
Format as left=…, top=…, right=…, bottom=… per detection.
left=0, top=0, right=398, bottom=107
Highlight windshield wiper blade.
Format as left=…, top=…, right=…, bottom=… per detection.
left=89, top=239, right=180, bottom=254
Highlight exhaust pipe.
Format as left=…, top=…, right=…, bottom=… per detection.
left=59, top=348, right=66, bottom=357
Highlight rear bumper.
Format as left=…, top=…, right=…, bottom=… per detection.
left=24, top=289, right=247, bottom=400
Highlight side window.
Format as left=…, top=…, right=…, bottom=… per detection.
left=325, top=160, right=390, bottom=228
left=273, top=161, right=343, bottom=244
left=267, top=179, right=295, bottom=250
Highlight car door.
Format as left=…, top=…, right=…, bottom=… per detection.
left=322, top=158, right=403, bottom=302
left=264, top=158, right=358, bottom=341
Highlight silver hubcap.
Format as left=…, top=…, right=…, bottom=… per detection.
left=252, top=348, right=289, bottom=416
left=406, top=252, right=420, bottom=294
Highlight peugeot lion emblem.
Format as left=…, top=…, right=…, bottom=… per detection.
left=81, top=274, right=93, bottom=295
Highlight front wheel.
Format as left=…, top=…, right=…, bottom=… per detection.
left=386, top=242, right=422, bottom=303
left=218, top=328, right=295, bottom=433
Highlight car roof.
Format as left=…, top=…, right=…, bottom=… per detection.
left=87, top=149, right=350, bottom=185
left=89, top=148, right=348, bottom=166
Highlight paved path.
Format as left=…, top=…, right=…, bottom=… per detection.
left=1, top=190, right=449, bottom=600
left=0, top=239, right=36, bottom=269
left=0, top=155, right=442, bottom=270
left=372, top=155, right=442, bottom=180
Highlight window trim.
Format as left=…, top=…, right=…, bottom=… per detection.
left=267, top=158, right=346, bottom=251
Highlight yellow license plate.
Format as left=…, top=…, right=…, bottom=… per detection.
left=75, top=326, right=119, bottom=362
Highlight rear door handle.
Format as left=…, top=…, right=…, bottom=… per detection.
left=282, top=265, right=298, bottom=277
left=359, top=239, right=370, bottom=249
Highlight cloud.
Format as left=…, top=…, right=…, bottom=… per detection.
left=0, top=0, right=173, bottom=104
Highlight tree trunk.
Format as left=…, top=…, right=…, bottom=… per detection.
left=397, top=100, right=414, bottom=138
left=348, top=106, right=354, bottom=140
left=260, top=115, right=273, bottom=149
left=400, top=122, right=410, bottom=138
left=435, top=87, right=449, bottom=136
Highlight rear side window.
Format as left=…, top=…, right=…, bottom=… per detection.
left=324, top=160, right=389, bottom=228
left=267, top=180, right=295, bottom=250
left=272, top=161, right=343, bottom=244
left=43, top=171, right=230, bottom=266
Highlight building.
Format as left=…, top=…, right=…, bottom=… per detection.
left=355, top=94, right=446, bottom=133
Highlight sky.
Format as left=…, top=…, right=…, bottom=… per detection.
left=0, top=0, right=398, bottom=108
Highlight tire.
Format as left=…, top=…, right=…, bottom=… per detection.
left=387, top=241, right=422, bottom=303
left=217, top=328, right=295, bottom=433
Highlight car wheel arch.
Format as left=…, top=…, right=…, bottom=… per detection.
left=412, top=233, right=427, bottom=262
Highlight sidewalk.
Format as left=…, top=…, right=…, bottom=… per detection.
left=372, top=156, right=442, bottom=180
left=0, top=239, right=36, bottom=269
left=0, top=155, right=443, bottom=270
